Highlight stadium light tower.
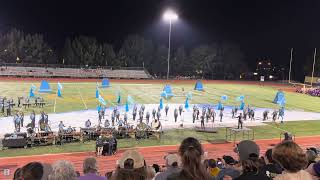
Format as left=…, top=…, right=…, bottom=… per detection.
left=163, top=9, right=178, bottom=80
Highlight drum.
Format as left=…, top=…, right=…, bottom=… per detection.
left=151, top=120, right=161, bottom=131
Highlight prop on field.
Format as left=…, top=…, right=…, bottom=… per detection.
left=101, top=78, right=111, bottom=88
left=217, top=101, right=223, bottom=110
left=239, top=101, right=245, bottom=110
left=194, top=80, right=204, bottom=91
left=159, top=98, right=163, bottom=110
left=236, top=95, right=245, bottom=101
left=57, top=82, right=63, bottom=97
left=161, top=84, right=174, bottom=99
left=98, top=94, right=107, bottom=106
left=273, top=90, right=285, bottom=104
left=185, top=97, right=189, bottom=109
left=29, top=84, right=37, bottom=98
left=221, top=95, right=228, bottom=101
left=38, top=80, right=52, bottom=93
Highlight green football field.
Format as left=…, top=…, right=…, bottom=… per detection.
left=0, top=80, right=320, bottom=157
left=0, top=80, right=319, bottom=116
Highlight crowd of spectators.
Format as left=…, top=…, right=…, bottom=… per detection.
left=296, top=87, right=320, bottom=97
left=12, top=137, right=320, bottom=180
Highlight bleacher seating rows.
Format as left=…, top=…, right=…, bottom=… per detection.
left=0, top=66, right=151, bottom=79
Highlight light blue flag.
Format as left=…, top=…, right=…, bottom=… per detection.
left=236, top=95, right=245, bottom=101
left=160, top=98, right=163, bottom=109
left=239, top=101, right=245, bottom=110
left=57, top=82, right=63, bottom=90
left=185, top=97, right=189, bottom=109
left=277, top=97, right=286, bottom=107
left=29, top=88, right=35, bottom=97
left=98, top=94, right=107, bottom=106
left=217, top=101, right=223, bottom=110
left=186, top=92, right=192, bottom=100
left=57, top=88, right=62, bottom=97
left=95, top=87, right=99, bottom=98
left=125, top=102, right=129, bottom=112
left=97, top=105, right=101, bottom=112
left=221, top=95, right=228, bottom=101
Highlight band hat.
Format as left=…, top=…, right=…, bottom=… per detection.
left=223, top=155, right=237, bottom=165
left=234, top=140, right=260, bottom=161
left=119, top=150, right=145, bottom=169
left=165, top=154, right=179, bottom=166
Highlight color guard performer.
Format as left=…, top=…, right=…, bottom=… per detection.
left=237, top=113, right=243, bottom=129
left=174, top=108, right=178, bottom=123
left=165, top=104, right=169, bottom=116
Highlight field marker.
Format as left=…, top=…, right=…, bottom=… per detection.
left=77, top=88, right=88, bottom=110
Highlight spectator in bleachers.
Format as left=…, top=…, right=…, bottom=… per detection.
left=216, top=155, right=240, bottom=180
left=42, top=163, right=53, bottom=180
left=272, top=141, right=313, bottom=180
left=78, top=157, right=106, bottom=180
left=152, top=163, right=160, bottom=177
left=205, top=159, right=220, bottom=178
left=21, top=162, right=44, bottom=180
left=13, top=167, right=22, bottom=180
left=306, top=149, right=317, bottom=167
left=155, top=154, right=180, bottom=180
left=306, top=161, right=320, bottom=180
left=235, top=140, right=260, bottom=161
left=167, top=137, right=212, bottom=180
left=260, top=148, right=283, bottom=178
left=111, top=150, right=148, bottom=180
left=235, top=157, right=271, bottom=180
left=49, top=160, right=77, bottom=180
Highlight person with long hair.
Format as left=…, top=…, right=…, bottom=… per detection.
left=167, top=137, right=212, bottom=180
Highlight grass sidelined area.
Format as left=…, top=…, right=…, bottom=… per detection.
left=1, top=120, right=320, bottom=157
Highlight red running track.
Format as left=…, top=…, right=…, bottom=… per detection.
left=0, top=136, right=319, bottom=179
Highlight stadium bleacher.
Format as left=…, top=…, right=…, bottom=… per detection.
left=0, top=64, right=151, bottom=79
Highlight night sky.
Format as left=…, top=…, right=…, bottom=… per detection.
left=0, top=0, right=319, bottom=78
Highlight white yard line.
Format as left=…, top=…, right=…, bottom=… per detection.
left=77, top=87, right=88, bottom=110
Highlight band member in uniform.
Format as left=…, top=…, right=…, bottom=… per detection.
left=237, top=113, right=243, bottom=129
left=232, top=108, right=235, bottom=118
left=263, top=110, right=269, bottom=121
left=111, top=112, right=115, bottom=126
left=278, top=107, right=285, bottom=123
left=200, top=115, right=205, bottom=129
left=20, top=112, right=24, bottom=127
left=124, top=113, right=128, bottom=125
left=196, top=108, right=200, bottom=120
left=146, top=111, right=150, bottom=125
left=250, top=109, right=255, bottom=121
left=156, top=110, right=161, bottom=120
left=98, top=110, right=102, bottom=124
left=152, top=108, right=156, bottom=119
left=179, top=105, right=183, bottom=116
left=104, top=119, right=110, bottom=128
left=211, top=108, right=216, bottom=122
left=85, top=119, right=92, bottom=128
left=101, top=106, right=105, bottom=119
left=235, top=106, right=238, bottom=115
left=174, top=108, right=178, bottom=123
left=13, top=112, right=20, bottom=132
left=1, top=97, right=4, bottom=114
left=243, top=108, right=248, bottom=120
left=141, top=104, right=145, bottom=113
left=202, top=107, right=206, bottom=118
left=44, top=113, right=49, bottom=125
left=116, top=110, right=120, bottom=122
left=17, top=97, right=21, bottom=107
left=132, top=108, right=137, bottom=121
left=219, top=109, right=224, bottom=122
left=206, top=110, right=211, bottom=123
left=35, top=97, right=38, bottom=107
left=272, top=110, right=278, bottom=122
left=139, top=109, right=143, bottom=122
left=192, top=110, right=196, bottom=123
left=58, top=121, right=65, bottom=133
left=6, top=103, right=12, bottom=116
left=165, top=104, right=169, bottom=116
left=29, top=110, right=36, bottom=129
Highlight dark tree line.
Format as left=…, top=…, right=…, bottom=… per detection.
left=0, top=28, right=248, bottom=79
